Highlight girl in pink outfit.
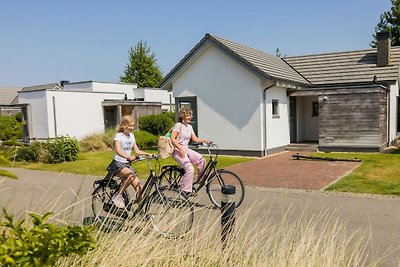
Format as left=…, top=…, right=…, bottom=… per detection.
left=171, top=106, right=210, bottom=193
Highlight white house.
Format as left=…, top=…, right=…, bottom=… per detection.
left=160, top=32, right=400, bottom=156
left=132, top=88, right=174, bottom=112
left=17, top=81, right=167, bottom=141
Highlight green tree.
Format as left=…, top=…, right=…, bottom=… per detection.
left=370, top=0, right=400, bottom=47
left=120, top=40, right=163, bottom=88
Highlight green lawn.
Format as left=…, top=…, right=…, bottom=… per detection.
left=2, top=149, right=255, bottom=179
left=3, top=148, right=400, bottom=196
left=312, top=150, right=400, bottom=195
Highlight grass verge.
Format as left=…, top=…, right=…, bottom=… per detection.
left=313, top=150, right=400, bottom=195
left=1, top=149, right=255, bottom=179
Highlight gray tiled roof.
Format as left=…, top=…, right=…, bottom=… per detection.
left=160, top=33, right=400, bottom=89
left=209, top=35, right=310, bottom=85
left=0, top=86, right=22, bottom=105
left=284, top=47, right=400, bottom=85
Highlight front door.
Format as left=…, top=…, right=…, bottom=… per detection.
left=176, top=97, right=198, bottom=135
left=104, top=106, right=117, bottom=129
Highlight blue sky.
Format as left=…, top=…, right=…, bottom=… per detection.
left=0, top=0, right=392, bottom=87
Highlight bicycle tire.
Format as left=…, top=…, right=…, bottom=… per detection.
left=158, top=166, right=184, bottom=188
left=145, top=187, right=194, bottom=238
left=206, top=169, right=245, bottom=208
left=91, top=181, right=131, bottom=231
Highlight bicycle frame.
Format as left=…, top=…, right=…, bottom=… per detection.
left=192, top=143, right=220, bottom=192
left=95, top=155, right=163, bottom=218
left=128, top=156, right=166, bottom=216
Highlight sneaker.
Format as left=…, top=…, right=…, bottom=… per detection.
left=112, top=194, right=125, bottom=209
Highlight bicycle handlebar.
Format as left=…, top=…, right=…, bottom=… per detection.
left=127, top=154, right=158, bottom=163
left=191, top=141, right=216, bottom=148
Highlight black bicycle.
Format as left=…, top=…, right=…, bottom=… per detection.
left=91, top=154, right=194, bottom=238
left=159, top=142, right=245, bottom=208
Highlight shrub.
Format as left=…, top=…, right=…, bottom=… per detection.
left=0, top=116, right=22, bottom=141
left=15, top=112, right=23, bottom=123
left=134, top=130, right=158, bottom=149
left=46, top=136, right=79, bottom=163
left=15, top=141, right=47, bottom=162
left=163, top=111, right=176, bottom=122
left=0, top=210, right=95, bottom=266
left=138, top=113, right=174, bottom=136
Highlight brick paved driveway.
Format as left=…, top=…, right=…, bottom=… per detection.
left=226, top=151, right=360, bottom=190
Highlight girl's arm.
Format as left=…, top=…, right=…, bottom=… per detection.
left=171, top=130, right=185, bottom=157
left=191, top=133, right=210, bottom=144
left=132, top=143, right=151, bottom=158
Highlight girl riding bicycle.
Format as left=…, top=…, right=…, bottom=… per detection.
left=170, top=106, right=211, bottom=194
left=108, top=115, right=151, bottom=209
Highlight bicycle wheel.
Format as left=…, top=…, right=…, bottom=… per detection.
left=145, top=187, right=194, bottom=238
left=206, top=170, right=245, bottom=208
left=159, top=166, right=184, bottom=188
left=92, top=181, right=130, bottom=231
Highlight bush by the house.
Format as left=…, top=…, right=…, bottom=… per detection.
left=134, top=130, right=158, bottom=149
left=0, top=209, right=95, bottom=266
left=15, top=141, right=47, bottom=162
left=0, top=116, right=22, bottom=141
left=163, top=111, right=175, bottom=122
left=15, top=136, right=79, bottom=163
left=138, top=113, right=174, bottom=136
left=46, top=136, right=79, bottom=163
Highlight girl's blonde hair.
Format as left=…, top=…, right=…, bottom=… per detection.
left=178, top=106, right=192, bottom=122
left=117, top=115, right=134, bottom=132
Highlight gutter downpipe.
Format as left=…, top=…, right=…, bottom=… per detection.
left=387, top=85, right=391, bottom=147
left=263, top=81, right=277, bottom=157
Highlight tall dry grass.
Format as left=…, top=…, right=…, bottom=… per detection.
left=0, top=176, right=380, bottom=267
left=56, top=203, right=378, bottom=267
left=79, top=128, right=115, bottom=152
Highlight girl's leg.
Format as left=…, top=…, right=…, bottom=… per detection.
left=186, top=148, right=206, bottom=180
left=129, top=176, right=142, bottom=202
left=112, top=167, right=141, bottom=208
left=117, top=167, right=135, bottom=195
left=172, top=150, right=194, bottom=192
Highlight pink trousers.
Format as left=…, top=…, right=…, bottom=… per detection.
left=172, top=147, right=206, bottom=192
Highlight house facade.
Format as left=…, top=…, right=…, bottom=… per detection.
left=160, top=32, right=400, bottom=156
left=17, top=81, right=167, bottom=141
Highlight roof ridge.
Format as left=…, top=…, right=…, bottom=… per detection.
left=285, top=47, right=399, bottom=59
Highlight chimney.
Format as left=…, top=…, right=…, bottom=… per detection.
left=377, top=31, right=391, bottom=67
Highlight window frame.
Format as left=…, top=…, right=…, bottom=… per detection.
left=272, top=99, right=279, bottom=118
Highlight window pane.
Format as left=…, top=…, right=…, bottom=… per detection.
left=272, top=100, right=279, bottom=116
left=312, top=101, right=319, bottom=116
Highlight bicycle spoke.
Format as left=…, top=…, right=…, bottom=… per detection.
left=145, top=187, right=194, bottom=238
left=92, top=184, right=129, bottom=232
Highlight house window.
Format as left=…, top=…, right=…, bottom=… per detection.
left=312, top=101, right=319, bottom=116
left=272, top=99, right=279, bottom=118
